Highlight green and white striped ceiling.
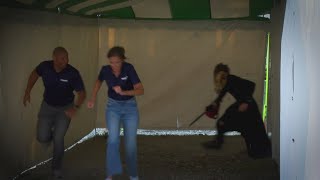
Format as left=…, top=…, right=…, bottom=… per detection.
left=1, top=0, right=273, bottom=21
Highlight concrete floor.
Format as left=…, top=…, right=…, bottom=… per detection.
left=17, top=135, right=279, bottom=180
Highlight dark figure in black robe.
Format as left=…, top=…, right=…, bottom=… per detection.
left=203, top=63, right=271, bottom=159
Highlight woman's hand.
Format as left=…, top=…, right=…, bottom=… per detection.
left=113, top=83, right=144, bottom=96
left=23, top=92, right=31, bottom=106
left=113, top=86, right=124, bottom=95
left=87, top=99, right=95, bottom=109
left=238, top=103, right=249, bottom=112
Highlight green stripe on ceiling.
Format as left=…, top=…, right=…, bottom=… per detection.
left=249, top=0, right=273, bottom=16
left=77, top=0, right=127, bottom=14
left=169, top=0, right=211, bottom=19
left=32, top=0, right=52, bottom=8
left=57, top=0, right=87, bottom=10
left=2, top=0, right=273, bottom=21
left=97, top=6, right=135, bottom=19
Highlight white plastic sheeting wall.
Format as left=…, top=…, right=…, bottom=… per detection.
left=96, top=20, right=268, bottom=129
left=0, top=7, right=269, bottom=178
left=281, top=0, right=320, bottom=179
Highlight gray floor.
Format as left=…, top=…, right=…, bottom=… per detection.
left=17, top=135, right=279, bottom=180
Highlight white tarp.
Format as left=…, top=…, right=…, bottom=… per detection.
left=0, top=7, right=268, bottom=177
left=96, top=20, right=267, bottom=129
left=281, top=0, right=320, bottom=179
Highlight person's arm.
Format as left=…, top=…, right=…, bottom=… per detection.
left=212, top=77, right=233, bottom=106
left=238, top=79, right=256, bottom=112
left=23, top=70, right=39, bottom=106
left=120, top=64, right=143, bottom=96
left=65, top=89, right=87, bottom=118
left=65, top=70, right=87, bottom=118
left=74, top=90, right=86, bottom=107
left=212, top=72, right=229, bottom=106
left=239, top=79, right=255, bottom=104
left=213, top=83, right=228, bottom=106
left=87, top=80, right=102, bottom=108
left=120, top=82, right=144, bottom=96
left=204, top=85, right=227, bottom=119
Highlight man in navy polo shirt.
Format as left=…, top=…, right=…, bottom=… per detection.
left=23, top=47, right=86, bottom=178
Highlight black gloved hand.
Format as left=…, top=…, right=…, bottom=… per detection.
left=205, top=103, right=220, bottom=119
left=206, top=104, right=214, bottom=112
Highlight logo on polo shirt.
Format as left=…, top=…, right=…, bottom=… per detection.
left=121, top=76, right=128, bottom=80
left=60, top=79, right=69, bottom=82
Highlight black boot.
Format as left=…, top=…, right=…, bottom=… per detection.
left=248, top=143, right=272, bottom=159
left=201, top=139, right=223, bottom=149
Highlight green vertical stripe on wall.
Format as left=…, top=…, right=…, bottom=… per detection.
left=77, top=0, right=127, bottom=14
left=169, top=0, right=211, bottom=19
left=263, top=32, right=271, bottom=122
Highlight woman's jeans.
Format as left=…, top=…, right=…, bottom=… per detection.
left=105, top=98, right=139, bottom=177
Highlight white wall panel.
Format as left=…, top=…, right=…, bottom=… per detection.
left=281, top=0, right=320, bottom=179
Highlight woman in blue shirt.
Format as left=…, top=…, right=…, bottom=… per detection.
left=87, top=46, right=144, bottom=180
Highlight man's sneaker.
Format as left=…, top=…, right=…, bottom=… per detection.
left=52, top=169, right=63, bottom=179
left=130, top=176, right=139, bottom=180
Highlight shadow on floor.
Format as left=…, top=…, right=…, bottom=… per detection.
left=17, top=135, right=279, bottom=180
